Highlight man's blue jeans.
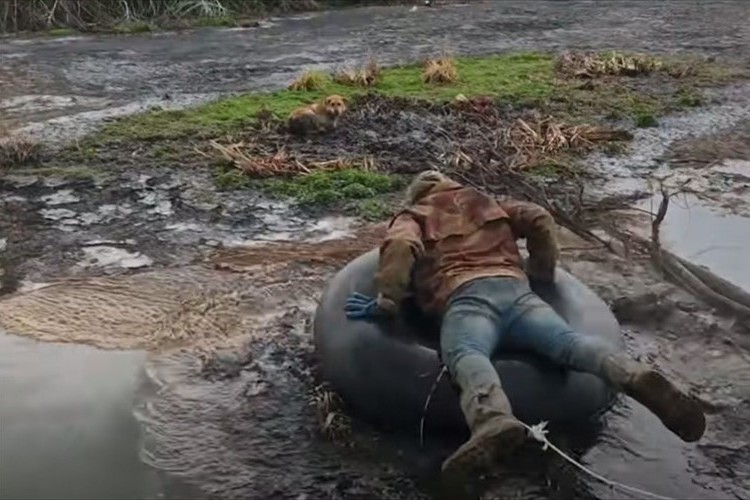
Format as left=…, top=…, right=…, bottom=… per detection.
left=440, top=276, right=618, bottom=392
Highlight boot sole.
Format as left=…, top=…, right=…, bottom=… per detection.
left=634, top=371, right=706, bottom=442
left=441, top=422, right=527, bottom=476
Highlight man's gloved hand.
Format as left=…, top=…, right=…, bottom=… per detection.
left=344, top=292, right=397, bottom=320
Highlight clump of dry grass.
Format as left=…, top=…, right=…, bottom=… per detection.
left=0, top=134, right=41, bottom=168
left=310, top=383, right=352, bottom=445
left=556, top=51, right=664, bottom=78
left=503, top=113, right=633, bottom=169
left=422, top=56, right=458, bottom=85
left=288, top=70, right=328, bottom=91
left=332, top=58, right=381, bottom=88
left=207, top=139, right=358, bottom=177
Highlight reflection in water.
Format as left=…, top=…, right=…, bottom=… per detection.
left=0, top=333, right=161, bottom=500
left=638, top=194, right=750, bottom=292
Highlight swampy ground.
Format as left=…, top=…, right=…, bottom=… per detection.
left=2, top=2, right=750, bottom=500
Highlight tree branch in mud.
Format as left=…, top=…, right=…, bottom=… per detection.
left=646, top=186, right=750, bottom=320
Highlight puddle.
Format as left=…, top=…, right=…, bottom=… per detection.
left=0, top=332, right=162, bottom=500
left=586, top=84, right=750, bottom=293
left=583, top=400, right=723, bottom=500
left=636, top=194, right=750, bottom=292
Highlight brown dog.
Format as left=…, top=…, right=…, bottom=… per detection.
left=288, top=95, right=348, bottom=135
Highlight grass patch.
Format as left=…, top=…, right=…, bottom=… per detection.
left=635, top=113, right=659, bottom=128
left=263, top=169, right=403, bottom=205
left=355, top=198, right=394, bottom=221
left=100, top=53, right=556, bottom=141
left=10, top=165, right=100, bottom=180
left=213, top=168, right=404, bottom=210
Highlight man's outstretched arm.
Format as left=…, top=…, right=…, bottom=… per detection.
left=374, top=213, right=425, bottom=314
left=345, top=213, right=424, bottom=320
left=498, top=199, right=559, bottom=282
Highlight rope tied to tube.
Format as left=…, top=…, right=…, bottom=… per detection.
left=419, top=367, right=674, bottom=500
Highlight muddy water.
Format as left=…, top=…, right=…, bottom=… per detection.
left=2, top=0, right=750, bottom=143
left=588, top=83, right=750, bottom=292
left=0, top=332, right=163, bottom=499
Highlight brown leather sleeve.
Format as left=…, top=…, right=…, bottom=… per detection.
left=375, top=213, right=424, bottom=304
left=498, top=199, right=559, bottom=281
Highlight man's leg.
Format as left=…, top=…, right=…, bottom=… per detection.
left=439, top=293, right=526, bottom=475
left=502, top=286, right=706, bottom=443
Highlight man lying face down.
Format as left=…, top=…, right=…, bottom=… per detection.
left=345, top=170, right=706, bottom=477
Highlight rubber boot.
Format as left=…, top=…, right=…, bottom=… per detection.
left=441, top=356, right=527, bottom=476
left=601, top=354, right=706, bottom=442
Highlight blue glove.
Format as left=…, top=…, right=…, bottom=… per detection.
left=344, top=292, right=378, bottom=320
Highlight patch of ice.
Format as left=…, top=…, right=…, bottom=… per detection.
left=41, top=189, right=80, bottom=205
left=79, top=246, right=153, bottom=269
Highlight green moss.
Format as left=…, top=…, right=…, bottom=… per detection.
left=260, top=169, right=404, bottom=207
left=675, top=88, right=704, bottom=107
left=214, top=168, right=252, bottom=190
left=101, top=53, right=555, bottom=141
left=355, top=199, right=394, bottom=221
left=13, top=165, right=99, bottom=180
left=46, top=27, right=77, bottom=37
left=635, top=113, right=659, bottom=128
left=112, top=21, right=153, bottom=34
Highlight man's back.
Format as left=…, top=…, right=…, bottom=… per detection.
left=402, top=184, right=527, bottom=313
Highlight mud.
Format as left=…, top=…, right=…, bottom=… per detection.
left=2, top=1, right=750, bottom=500
left=3, top=0, right=750, bottom=144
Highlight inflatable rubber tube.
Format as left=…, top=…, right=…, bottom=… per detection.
left=313, top=249, right=624, bottom=433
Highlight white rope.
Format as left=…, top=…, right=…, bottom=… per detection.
left=419, top=364, right=448, bottom=447
left=418, top=368, right=672, bottom=500
left=522, top=421, right=674, bottom=500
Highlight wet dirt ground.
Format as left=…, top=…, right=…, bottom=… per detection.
left=2, top=1, right=750, bottom=500
left=2, top=0, right=750, bottom=142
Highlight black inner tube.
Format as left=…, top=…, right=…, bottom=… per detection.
left=313, top=249, right=624, bottom=434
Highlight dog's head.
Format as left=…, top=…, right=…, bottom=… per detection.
left=324, top=95, right=348, bottom=117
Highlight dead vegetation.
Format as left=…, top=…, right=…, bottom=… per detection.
left=206, top=139, right=376, bottom=177
left=556, top=51, right=665, bottom=78
left=288, top=70, right=328, bottom=91
left=0, top=133, right=41, bottom=169
left=422, top=56, right=458, bottom=85
left=332, top=58, right=381, bottom=88
left=310, top=383, right=352, bottom=445
left=504, top=113, right=633, bottom=169
left=205, top=94, right=632, bottom=181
